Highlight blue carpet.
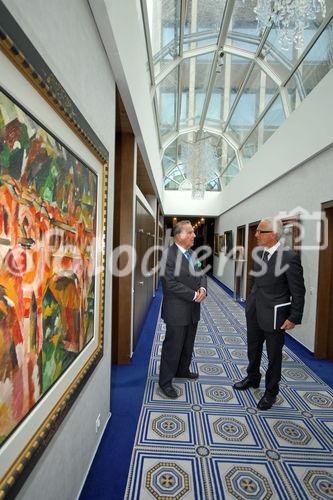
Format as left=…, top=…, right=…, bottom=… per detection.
left=125, top=278, right=333, bottom=499
left=81, top=277, right=333, bottom=499
left=80, top=287, right=162, bottom=500
left=212, top=276, right=333, bottom=389
left=285, top=334, right=333, bottom=389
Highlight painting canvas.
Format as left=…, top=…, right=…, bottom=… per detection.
left=0, top=88, right=98, bottom=447
left=225, top=230, right=233, bottom=255
left=218, top=234, right=225, bottom=253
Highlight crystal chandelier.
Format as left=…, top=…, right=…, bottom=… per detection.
left=180, top=137, right=218, bottom=199
left=253, top=0, right=326, bottom=50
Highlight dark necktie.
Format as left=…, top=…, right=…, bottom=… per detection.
left=262, top=250, right=269, bottom=262
left=184, top=250, right=194, bottom=268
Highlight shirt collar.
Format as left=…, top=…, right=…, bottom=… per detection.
left=265, top=241, right=281, bottom=256
left=175, top=243, right=187, bottom=254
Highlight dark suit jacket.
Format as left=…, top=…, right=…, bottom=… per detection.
left=246, top=246, right=305, bottom=331
left=160, top=244, right=207, bottom=326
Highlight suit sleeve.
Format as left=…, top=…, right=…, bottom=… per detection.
left=199, top=272, right=207, bottom=291
left=286, top=252, right=306, bottom=324
left=162, top=251, right=197, bottom=302
left=249, top=273, right=255, bottom=292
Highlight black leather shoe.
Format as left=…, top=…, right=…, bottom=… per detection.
left=233, top=377, right=260, bottom=390
left=176, top=371, right=199, bottom=380
left=257, top=393, right=277, bottom=411
left=159, top=385, right=178, bottom=399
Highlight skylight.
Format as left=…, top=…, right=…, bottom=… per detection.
left=142, top=0, right=333, bottom=192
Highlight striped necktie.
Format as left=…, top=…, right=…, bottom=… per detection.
left=184, top=250, right=194, bottom=268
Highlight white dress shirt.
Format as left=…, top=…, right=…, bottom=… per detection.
left=264, top=241, right=281, bottom=261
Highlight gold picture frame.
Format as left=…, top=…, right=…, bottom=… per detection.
left=0, top=11, right=108, bottom=496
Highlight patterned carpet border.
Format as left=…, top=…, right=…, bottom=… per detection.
left=125, top=277, right=333, bottom=500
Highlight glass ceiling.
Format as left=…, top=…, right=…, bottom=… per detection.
left=141, top=0, right=333, bottom=192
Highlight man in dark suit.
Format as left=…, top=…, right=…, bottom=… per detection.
left=159, top=220, right=207, bottom=398
left=234, top=217, right=305, bottom=410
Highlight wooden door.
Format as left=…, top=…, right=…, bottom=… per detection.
left=315, top=203, right=333, bottom=360
left=235, top=225, right=246, bottom=299
left=133, top=200, right=155, bottom=349
left=146, top=232, right=155, bottom=306
left=133, top=202, right=146, bottom=349
left=246, top=221, right=260, bottom=298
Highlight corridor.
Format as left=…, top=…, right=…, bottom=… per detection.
left=83, top=278, right=333, bottom=499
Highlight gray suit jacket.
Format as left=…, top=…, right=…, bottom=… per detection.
left=246, top=246, right=305, bottom=331
left=160, top=244, right=207, bottom=326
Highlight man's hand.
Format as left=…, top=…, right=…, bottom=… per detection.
left=195, top=287, right=206, bottom=303
left=281, top=319, right=295, bottom=330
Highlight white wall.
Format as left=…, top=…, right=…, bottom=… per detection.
left=214, top=144, right=333, bottom=352
left=163, top=190, right=224, bottom=216
left=1, top=1, right=115, bottom=498
left=89, top=0, right=164, bottom=205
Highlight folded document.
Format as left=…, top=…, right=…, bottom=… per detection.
left=273, top=302, right=291, bottom=330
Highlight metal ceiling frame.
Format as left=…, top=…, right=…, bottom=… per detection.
left=140, top=0, right=333, bottom=191
left=197, top=0, right=236, bottom=135
left=176, top=0, right=187, bottom=133
left=140, top=0, right=163, bottom=150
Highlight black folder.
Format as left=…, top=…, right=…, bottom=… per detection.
left=273, top=302, right=291, bottom=330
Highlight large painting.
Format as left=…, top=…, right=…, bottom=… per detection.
left=225, top=230, right=233, bottom=255
left=281, top=217, right=301, bottom=252
left=0, top=86, right=106, bottom=495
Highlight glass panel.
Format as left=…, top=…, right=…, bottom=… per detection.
left=215, top=137, right=237, bottom=174
left=285, top=74, right=304, bottom=113
left=286, top=18, right=333, bottom=112
left=205, top=53, right=252, bottom=128
left=262, top=4, right=329, bottom=75
left=156, top=66, right=178, bottom=137
left=226, top=63, right=278, bottom=143
left=146, top=0, right=181, bottom=77
left=152, top=1, right=332, bottom=194
left=164, top=163, right=186, bottom=189
left=241, top=95, right=285, bottom=162
left=163, top=141, right=177, bottom=174
left=260, top=45, right=292, bottom=82
left=221, top=156, right=240, bottom=187
left=225, top=0, right=261, bottom=53
left=179, top=53, right=214, bottom=129
left=206, top=178, right=221, bottom=190
left=179, top=58, right=191, bottom=127
left=164, top=178, right=180, bottom=189
left=183, top=0, right=226, bottom=52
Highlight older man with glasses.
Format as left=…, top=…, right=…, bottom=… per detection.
left=233, top=217, right=306, bottom=410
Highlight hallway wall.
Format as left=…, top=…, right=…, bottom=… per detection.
left=214, top=144, right=333, bottom=352
left=1, top=1, right=115, bottom=498
left=89, top=0, right=164, bottom=203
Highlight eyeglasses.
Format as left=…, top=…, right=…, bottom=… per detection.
left=256, top=230, right=273, bottom=234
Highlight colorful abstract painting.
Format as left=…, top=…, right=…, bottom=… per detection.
left=0, top=88, right=97, bottom=445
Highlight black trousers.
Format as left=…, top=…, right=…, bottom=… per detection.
left=159, top=322, right=198, bottom=388
left=246, top=313, right=285, bottom=396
